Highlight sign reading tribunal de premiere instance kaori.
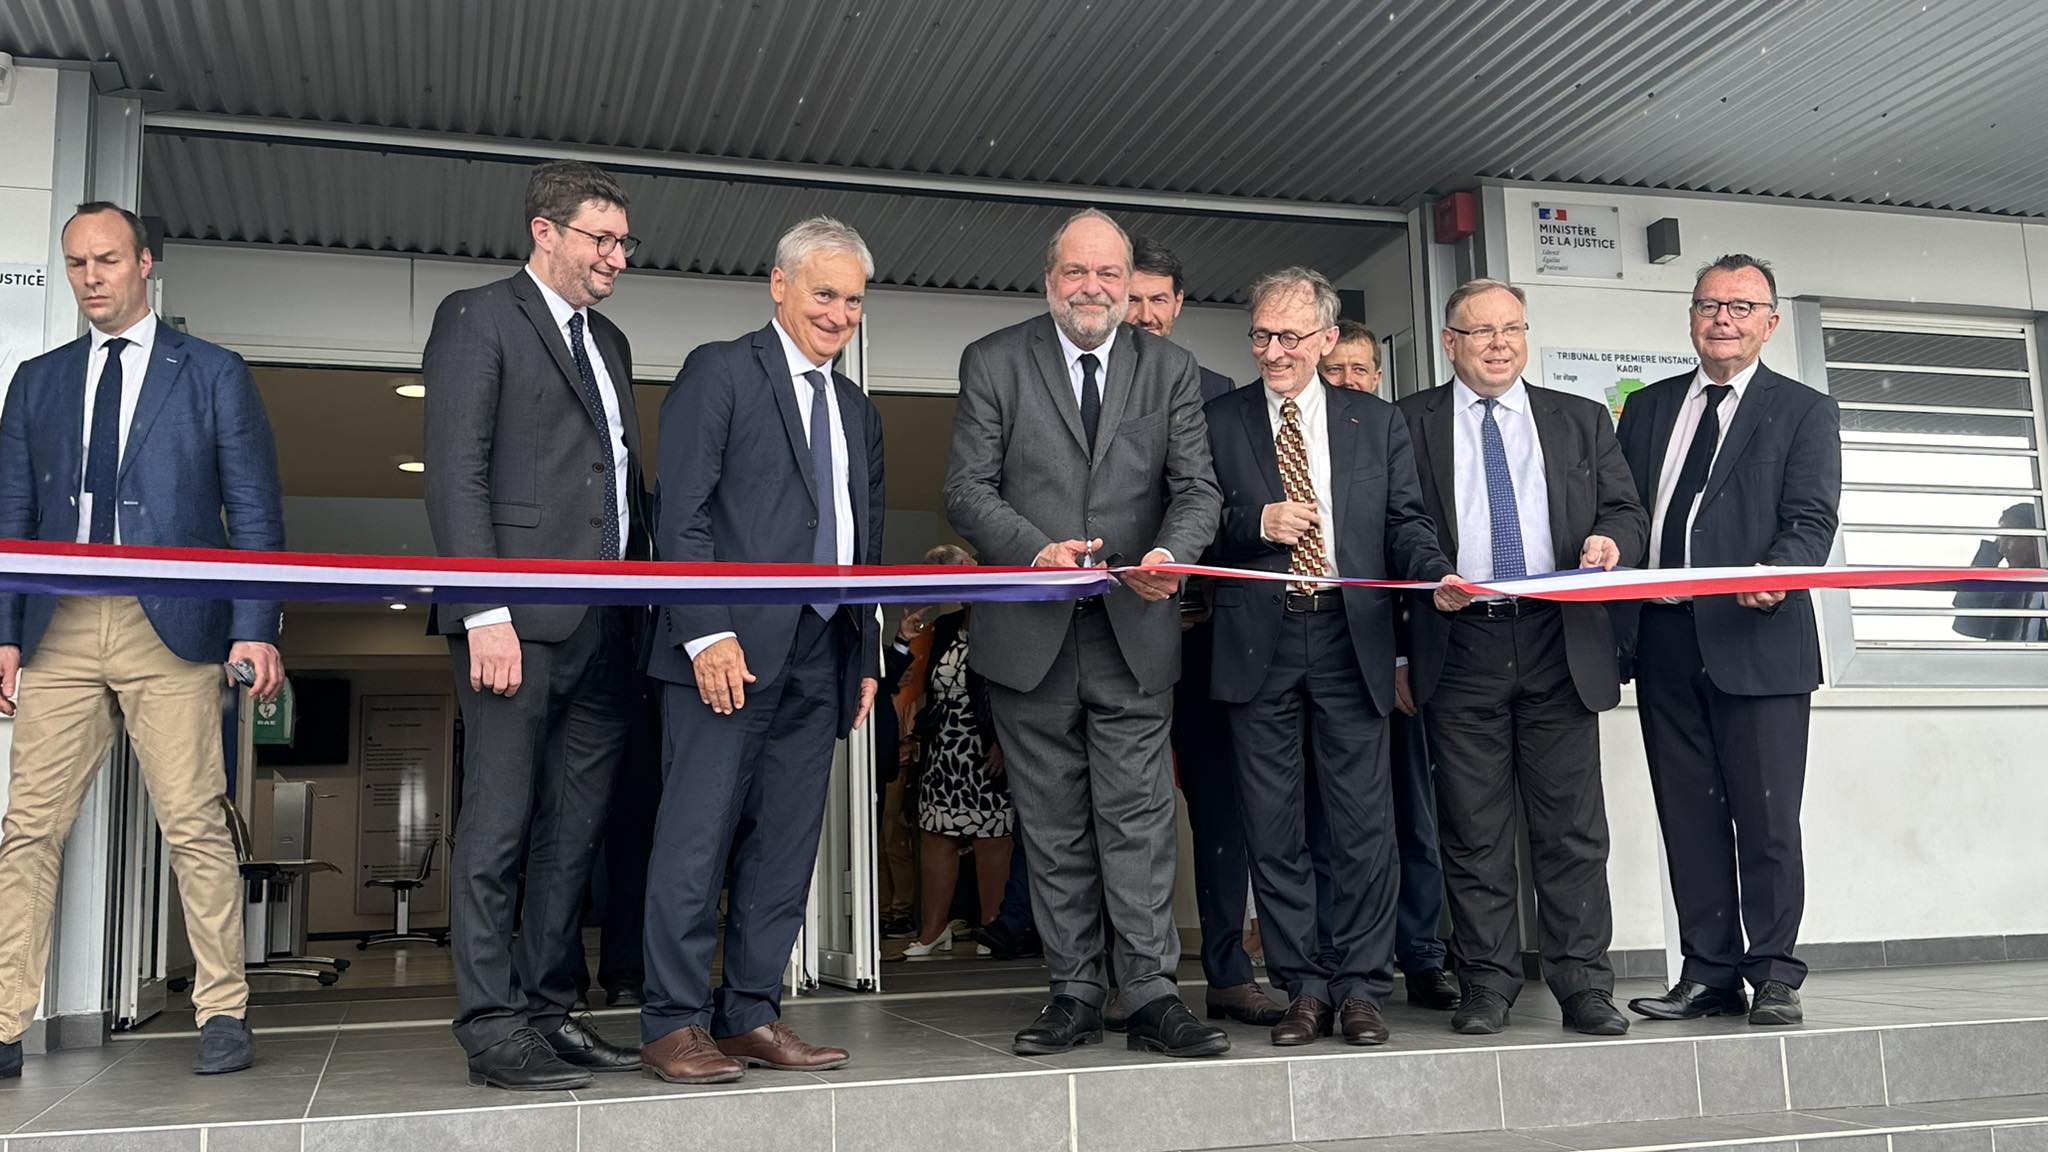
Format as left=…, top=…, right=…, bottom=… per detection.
left=1534, top=202, right=1623, bottom=279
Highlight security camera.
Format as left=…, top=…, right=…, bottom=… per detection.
left=0, top=54, right=15, bottom=107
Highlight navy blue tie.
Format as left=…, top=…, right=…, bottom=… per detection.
left=84, top=337, right=128, bottom=545
left=1481, top=397, right=1526, bottom=580
left=566, top=313, right=621, bottom=561
left=805, top=369, right=840, bottom=618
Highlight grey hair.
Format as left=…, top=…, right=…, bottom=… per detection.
left=1043, top=208, right=1132, bottom=275
left=923, top=543, right=974, bottom=565
left=1247, top=266, right=1340, bottom=330
left=1695, top=253, right=1778, bottom=307
left=1443, top=278, right=1527, bottom=326
left=775, top=216, right=875, bottom=279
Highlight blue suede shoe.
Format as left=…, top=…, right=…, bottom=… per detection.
left=195, top=1016, right=254, bottom=1075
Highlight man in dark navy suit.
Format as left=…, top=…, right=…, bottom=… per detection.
left=640, top=217, right=884, bottom=1084
left=1119, top=236, right=1283, bottom=1029
left=1617, top=255, right=1840, bottom=1029
left=0, top=203, right=284, bottom=1079
left=1204, top=267, right=1463, bottom=1048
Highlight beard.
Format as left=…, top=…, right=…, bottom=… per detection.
left=1050, top=290, right=1125, bottom=348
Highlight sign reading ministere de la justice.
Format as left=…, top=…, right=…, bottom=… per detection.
left=1533, top=202, right=1623, bottom=278
left=0, top=263, right=50, bottom=389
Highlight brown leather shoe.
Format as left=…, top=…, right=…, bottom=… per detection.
left=641, top=1025, right=744, bottom=1085
left=1340, top=998, right=1391, bottom=1046
left=1205, top=983, right=1285, bottom=1026
left=716, top=1020, right=850, bottom=1072
left=1270, top=996, right=1332, bottom=1046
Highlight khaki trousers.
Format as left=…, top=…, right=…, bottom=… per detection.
left=0, top=597, right=247, bottom=1042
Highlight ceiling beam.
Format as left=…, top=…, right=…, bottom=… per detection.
left=144, top=112, right=1408, bottom=225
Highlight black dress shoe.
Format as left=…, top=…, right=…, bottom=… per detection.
left=1126, top=996, right=1231, bottom=1058
left=1749, top=981, right=1803, bottom=1026
left=1013, top=995, right=1104, bottom=1055
left=1628, top=980, right=1749, bottom=1021
left=1340, top=999, right=1391, bottom=1046
left=468, top=1028, right=592, bottom=1091
left=1206, top=983, right=1286, bottom=1026
left=1450, top=987, right=1511, bottom=1035
left=194, top=1017, right=255, bottom=1075
left=1, top=1039, right=22, bottom=1079
left=1406, top=967, right=1462, bottom=1011
left=1560, top=990, right=1630, bottom=1036
left=1102, top=991, right=1130, bottom=1033
left=1269, top=996, right=1332, bottom=1046
left=604, top=983, right=644, bottom=1009
left=546, top=1015, right=642, bottom=1071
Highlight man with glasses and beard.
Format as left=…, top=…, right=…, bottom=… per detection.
left=946, top=209, right=1225, bottom=1059
left=424, top=160, right=649, bottom=1090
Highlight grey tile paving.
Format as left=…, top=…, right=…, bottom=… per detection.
left=1290, top=1049, right=1503, bottom=1142
left=1696, top=1035, right=1788, bottom=1115
left=1880, top=1020, right=2048, bottom=1103
left=1497, top=1040, right=1701, bottom=1128
left=1073, top=1061, right=1292, bottom=1152
left=1785, top=1030, right=1887, bottom=1110
left=302, top=1103, right=578, bottom=1152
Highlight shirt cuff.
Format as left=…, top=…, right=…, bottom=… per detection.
left=1150, top=549, right=1174, bottom=564
left=1394, top=656, right=1410, bottom=668
left=462, top=607, right=513, bottom=631
left=685, top=631, right=738, bottom=660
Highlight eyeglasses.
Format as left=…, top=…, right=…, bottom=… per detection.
left=1690, top=299, right=1774, bottom=319
left=557, top=222, right=641, bottom=259
left=1446, top=323, right=1530, bottom=343
left=1249, top=327, right=1331, bottom=350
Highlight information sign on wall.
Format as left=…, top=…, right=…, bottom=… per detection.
left=1532, top=203, right=1623, bottom=279
left=1540, top=347, right=1698, bottom=423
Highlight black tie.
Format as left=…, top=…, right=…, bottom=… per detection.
left=566, top=313, right=622, bottom=561
left=1078, top=352, right=1101, bottom=454
left=1658, top=383, right=1734, bottom=570
left=85, top=337, right=129, bottom=545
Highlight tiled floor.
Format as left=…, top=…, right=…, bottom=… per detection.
left=7, top=961, right=2047, bottom=1141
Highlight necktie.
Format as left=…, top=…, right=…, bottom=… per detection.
left=805, top=369, right=840, bottom=619
left=84, top=337, right=129, bottom=545
left=1276, top=398, right=1329, bottom=593
left=1481, top=397, right=1526, bottom=580
left=1658, top=384, right=1734, bottom=570
left=566, top=313, right=622, bottom=561
left=1078, top=352, right=1101, bottom=455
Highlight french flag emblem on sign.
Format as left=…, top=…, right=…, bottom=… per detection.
left=1538, top=207, right=1569, bottom=221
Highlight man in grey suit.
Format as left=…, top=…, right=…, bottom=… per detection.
left=946, top=209, right=1226, bottom=1059
left=423, top=161, right=648, bottom=1090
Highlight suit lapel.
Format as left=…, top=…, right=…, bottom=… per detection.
left=1028, top=320, right=1089, bottom=455
left=1529, top=387, right=1574, bottom=563
left=511, top=272, right=583, bottom=405
left=752, top=326, right=820, bottom=506
left=1701, top=367, right=1777, bottom=507
left=1088, top=329, right=1138, bottom=466
left=1325, top=390, right=1357, bottom=566
left=118, top=326, right=188, bottom=483
left=1241, top=385, right=1284, bottom=505
left=1422, top=387, right=1458, bottom=553
left=51, top=338, right=88, bottom=495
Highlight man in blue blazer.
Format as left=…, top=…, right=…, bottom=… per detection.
left=640, top=218, right=884, bottom=1084
left=0, top=203, right=284, bottom=1079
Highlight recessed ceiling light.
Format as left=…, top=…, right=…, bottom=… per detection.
left=389, top=603, right=409, bottom=611
left=398, top=460, right=425, bottom=473
left=393, top=383, right=426, bottom=399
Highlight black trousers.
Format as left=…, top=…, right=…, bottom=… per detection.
left=1635, top=603, right=1811, bottom=989
left=1307, top=708, right=1446, bottom=976
left=1228, top=606, right=1396, bottom=1008
left=1172, top=618, right=1256, bottom=990
left=597, top=685, right=662, bottom=994
left=1424, top=603, right=1613, bottom=1003
left=641, top=608, right=848, bottom=1043
left=447, top=606, right=637, bottom=1056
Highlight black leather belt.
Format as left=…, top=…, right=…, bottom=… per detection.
left=1456, top=598, right=1550, bottom=620
left=1283, top=589, right=1344, bottom=614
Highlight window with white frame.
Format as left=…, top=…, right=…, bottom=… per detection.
left=1824, top=312, right=2048, bottom=647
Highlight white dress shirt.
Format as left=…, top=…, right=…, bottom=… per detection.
left=683, top=318, right=854, bottom=660
left=1648, top=361, right=1760, bottom=573
left=75, top=312, right=158, bottom=546
left=1053, top=322, right=1117, bottom=414
left=1259, top=377, right=1335, bottom=577
left=1451, top=378, right=1555, bottom=586
left=463, top=268, right=632, bottom=632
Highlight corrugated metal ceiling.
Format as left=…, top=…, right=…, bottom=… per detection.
left=10, top=0, right=2048, bottom=295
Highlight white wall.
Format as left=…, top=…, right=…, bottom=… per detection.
left=163, top=242, right=1262, bottom=389
left=1485, top=181, right=2048, bottom=949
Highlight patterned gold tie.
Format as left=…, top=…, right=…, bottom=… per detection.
left=1276, top=398, right=1329, bottom=593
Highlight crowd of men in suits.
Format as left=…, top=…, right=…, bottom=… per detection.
left=0, top=158, right=1841, bottom=1089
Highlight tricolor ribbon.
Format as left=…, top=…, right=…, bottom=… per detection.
left=1, top=540, right=2045, bottom=607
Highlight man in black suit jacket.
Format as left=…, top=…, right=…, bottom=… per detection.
left=1122, top=235, right=1281, bottom=1027
left=423, top=161, right=648, bottom=1090
left=1398, top=279, right=1647, bottom=1038
left=1952, top=503, right=2044, bottom=641
left=640, top=217, right=884, bottom=1085
left=1206, top=268, right=1461, bottom=1048
left=1616, top=255, right=1841, bottom=1028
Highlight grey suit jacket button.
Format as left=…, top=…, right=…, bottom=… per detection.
left=588, top=516, right=603, bottom=528
left=592, top=462, right=605, bottom=473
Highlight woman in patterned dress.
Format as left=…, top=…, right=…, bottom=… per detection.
left=900, top=546, right=1015, bottom=956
